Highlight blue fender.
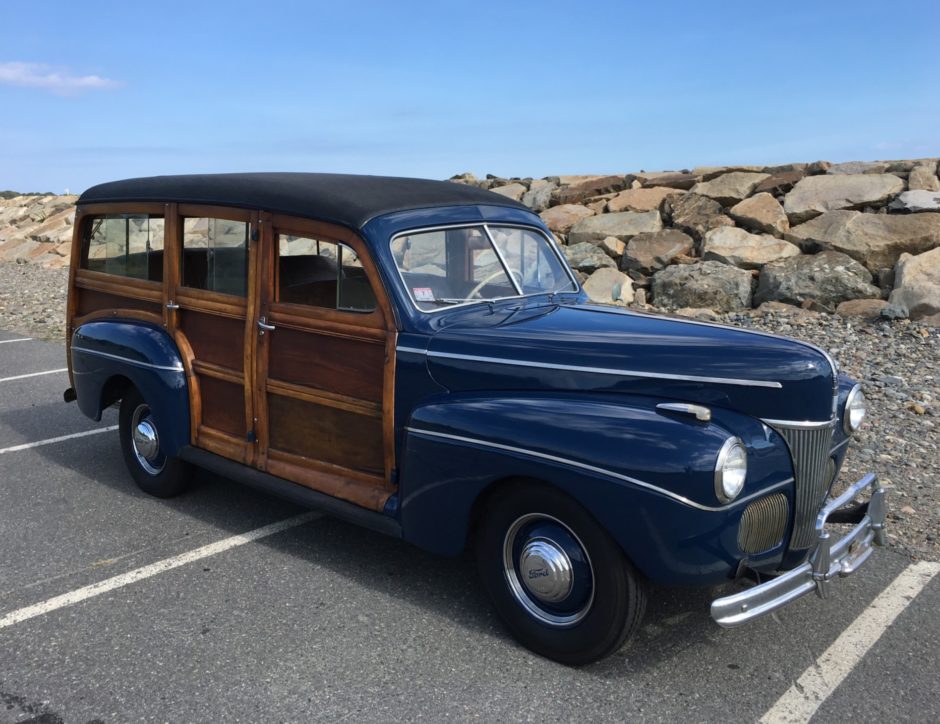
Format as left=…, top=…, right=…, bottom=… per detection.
left=398, top=392, right=796, bottom=585
left=71, top=321, right=190, bottom=457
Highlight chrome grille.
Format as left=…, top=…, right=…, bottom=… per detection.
left=769, top=421, right=836, bottom=549
left=738, top=493, right=789, bottom=553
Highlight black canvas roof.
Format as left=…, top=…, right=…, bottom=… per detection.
left=78, top=173, right=530, bottom=229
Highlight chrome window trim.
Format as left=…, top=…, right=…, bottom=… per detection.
left=481, top=224, right=524, bottom=296
left=389, top=222, right=579, bottom=315
left=72, top=346, right=184, bottom=372
left=406, top=426, right=792, bottom=512
left=416, top=349, right=783, bottom=389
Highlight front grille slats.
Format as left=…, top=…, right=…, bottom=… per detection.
left=769, top=422, right=835, bottom=549
left=738, top=493, right=789, bottom=553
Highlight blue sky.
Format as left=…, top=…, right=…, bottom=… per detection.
left=2, top=1, right=938, bottom=193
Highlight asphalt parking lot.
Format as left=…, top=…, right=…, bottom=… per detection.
left=0, top=330, right=938, bottom=723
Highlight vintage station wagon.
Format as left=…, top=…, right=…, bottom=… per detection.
left=64, top=173, right=886, bottom=664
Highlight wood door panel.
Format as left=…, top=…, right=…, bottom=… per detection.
left=267, top=394, right=384, bottom=475
left=76, top=289, right=162, bottom=317
left=179, top=310, right=245, bottom=372
left=267, top=325, right=384, bottom=402
left=199, top=375, right=247, bottom=436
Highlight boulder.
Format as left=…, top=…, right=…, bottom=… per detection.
left=763, top=163, right=808, bottom=175
left=568, top=210, right=662, bottom=245
left=835, top=299, right=890, bottom=319
left=521, top=180, right=556, bottom=211
left=786, top=210, right=940, bottom=270
left=607, top=187, right=678, bottom=213
left=490, top=182, right=527, bottom=201
left=690, top=172, right=771, bottom=206
left=908, top=163, right=940, bottom=192
left=702, top=226, right=801, bottom=269
left=539, top=204, right=595, bottom=234
left=449, top=172, right=479, bottom=186
left=640, top=172, right=698, bottom=190
left=665, top=193, right=734, bottom=241
left=754, top=251, right=880, bottom=309
left=621, top=228, right=694, bottom=275
left=888, top=247, right=940, bottom=320
left=827, top=161, right=890, bottom=175
left=692, top=165, right=765, bottom=181
left=783, top=174, right=904, bottom=223
left=556, top=175, right=631, bottom=205
left=729, top=193, right=789, bottom=236
left=563, top=242, right=617, bottom=274
left=888, top=190, right=940, bottom=213
left=599, top=236, right=626, bottom=258
left=651, top=261, right=753, bottom=312
left=753, top=171, right=805, bottom=196
left=582, top=267, right=634, bottom=306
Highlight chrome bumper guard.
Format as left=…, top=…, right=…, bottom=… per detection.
left=711, top=473, right=886, bottom=627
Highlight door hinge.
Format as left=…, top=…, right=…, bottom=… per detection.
left=247, top=430, right=257, bottom=443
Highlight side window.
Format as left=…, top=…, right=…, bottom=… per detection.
left=181, top=217, right=249, bottom=297
left=278, top=234, right=376, bottom=313
left=82, top=214, right=164, bottom=281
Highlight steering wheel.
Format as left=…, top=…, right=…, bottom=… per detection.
left=468, top=268, right=524, bottom=299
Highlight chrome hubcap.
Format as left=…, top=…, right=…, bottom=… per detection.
left=518, top=539, right=573, bottom=603
left=130, top=404, right=164, bottom=475
left=502, top=513, right=594, bottom=627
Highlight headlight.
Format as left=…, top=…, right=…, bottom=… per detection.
left=844, top=385, right=866, bottom=435
left=715, top=438, right=747, bottom=503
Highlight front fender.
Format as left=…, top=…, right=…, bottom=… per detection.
left=398, top=392, right=794, bottom=585
left=71, top=320, right=190, bottom=457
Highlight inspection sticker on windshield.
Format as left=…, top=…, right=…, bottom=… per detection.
left=413, top=287, right=435, bottom=301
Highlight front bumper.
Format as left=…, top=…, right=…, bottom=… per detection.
left=711, top=473, right=887, bottom=627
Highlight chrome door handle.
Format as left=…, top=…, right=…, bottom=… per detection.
left=258, top=317, right=276, bottom=332
left=166, top=301, right=180, bottom=310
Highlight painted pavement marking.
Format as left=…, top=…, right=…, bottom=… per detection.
left=0, top=338, right=32, bottom=344
left=0, top=368, right=68, bottom=383
left=0, top=426, right=119, bottom=455
left=760, top=560, right=940, bottom=723
left=0, top=512, right=320, bottom=631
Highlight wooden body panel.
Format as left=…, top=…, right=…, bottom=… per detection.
left=67, top=200, right=399, bottom=513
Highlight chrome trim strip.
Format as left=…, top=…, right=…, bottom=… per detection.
left=426, top=350, right=783, bottom=389
left=829, top=437, right=851, bottom=454
left=760, top=417, right=837, bottom=429
left=72, top=347, right=184, bottom=372
left=406, top=426, right=792, bottom=512
left=395, top=346, right=428, bottom=355
left=389, top=222, right=579, bottom=316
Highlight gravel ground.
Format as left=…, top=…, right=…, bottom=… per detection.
left=1, top=259, right=936, bottom=561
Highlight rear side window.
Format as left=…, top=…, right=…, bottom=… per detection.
left=277, top=234, right=376, bottom=312
left=82, top=214, right=164, bottom=281
left=181, top=217, right=249, bottom=297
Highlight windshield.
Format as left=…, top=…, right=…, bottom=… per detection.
left=391, top=225, right=577, bottom=311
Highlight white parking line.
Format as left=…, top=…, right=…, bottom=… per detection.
left=0, top=426, right=119, bottom=455
left=0, top=337, right=32, bottom=344
left=0, top=512, right=320, bottom=631
left=0, top=368, right=68, bottom=383
left=760, top=561, right=940, bottom=723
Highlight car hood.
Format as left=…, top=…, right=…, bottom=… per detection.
left=425, top=302, right=836, bottom=422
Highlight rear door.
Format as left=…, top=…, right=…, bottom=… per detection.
left=252, top=214, right=397, bottom=511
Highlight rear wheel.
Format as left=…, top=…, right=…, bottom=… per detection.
left=475, top=483, right=646, bottom=665
left=119, top=387, right=191, bottom=498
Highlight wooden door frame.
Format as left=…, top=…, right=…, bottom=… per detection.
left=256, top=213, right=399, bottom=492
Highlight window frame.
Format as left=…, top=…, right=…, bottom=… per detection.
left=178, top=205, right=253, bottom=300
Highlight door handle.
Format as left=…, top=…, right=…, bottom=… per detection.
left=166, top=301, right=180, bottom=310
left=258, top=317, right=276, bottom=332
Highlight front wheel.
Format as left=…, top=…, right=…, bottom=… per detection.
left=119, top=387, right=192, bottom=498
left=475, top=483, right=646, bottom=665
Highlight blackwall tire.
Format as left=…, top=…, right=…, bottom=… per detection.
left=119, top=387, right=192, bottom=498
left=475, top=482, right=646, bottom=665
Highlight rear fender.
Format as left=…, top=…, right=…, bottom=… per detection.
left=70, top=320, right=189, bottom=457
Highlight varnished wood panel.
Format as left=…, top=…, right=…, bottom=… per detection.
left=199, top=376, right=246, bottom=437
left=268, top=394, right=384, bottom=475
left=76, top=290, right=162, bottom=318
left=266, top=449, right=390, bottom=511
left=267, top=325, right=384, bottom=402
left=179, top=310, right=245, bottom=372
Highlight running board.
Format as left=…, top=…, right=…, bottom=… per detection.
left=178, top=446, right=402, bottom=539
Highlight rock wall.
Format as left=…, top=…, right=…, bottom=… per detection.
left=2, top=158, right=939, bottom=323
left=452, top=159, right=940, bottom=323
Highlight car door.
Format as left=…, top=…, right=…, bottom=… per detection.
left=251, top=213, right=397, bottom=511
